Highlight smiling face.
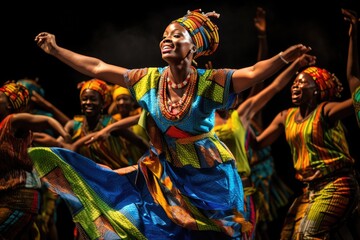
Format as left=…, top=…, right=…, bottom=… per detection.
left=80, top=89, right=104, bottom=117
left=159, top=22, right=196, bottom=64
left=291, top=72, right=318, bottom=106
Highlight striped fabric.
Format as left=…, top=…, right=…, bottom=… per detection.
left=352, top=85, right=360, bottom=127
left=285, top=102, right=354, bottom=181
left=280, top=102, right=359, bottom=239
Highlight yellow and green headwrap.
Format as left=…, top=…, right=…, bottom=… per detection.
left=302, top=66, right=343, bottom=101
left=78, top=79, right=112, bottom=108
left=112, top=85, right=131, bottom=101
left=0, top=81, right=30, bottom=113
left=173, top=9, right=219, bottom=59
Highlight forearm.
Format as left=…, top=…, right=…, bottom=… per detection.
left=347, top=32, right=360, bottom=93
left=232, top=53, right=288, bottom=93
left=47, top=118, right=71, bottom=142
left=109, top=115, right=141, bottom=135
left=52, top=46, right=101, bottom=78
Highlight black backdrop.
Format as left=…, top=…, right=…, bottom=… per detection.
left=2, top=0, right=360, bottom=238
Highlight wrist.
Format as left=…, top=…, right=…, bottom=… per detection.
left=257, top=34, right=266, bottom=39
left=278, top=52, right=289, bottom=64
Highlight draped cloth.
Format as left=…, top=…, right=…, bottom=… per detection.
left=28, top=146, right=243, bottom=239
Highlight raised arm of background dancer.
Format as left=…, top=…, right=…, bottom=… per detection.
left=254, top=7, right=268, bottom=63
left=247, top=7, right=269, bottom=127
left=342, top=8, right=360, bottom=94
left=34, top=32, right=128, bottom=87
left=247, top=6, right=268, bottom=99
left=237, top=53, right=316, bottom=122
left=231, top=44, right=311, bottom=93
left=31, top=90, right=71, bottom=125
left=11, top=113, right=71, bottom=143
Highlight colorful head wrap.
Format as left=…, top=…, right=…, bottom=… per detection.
left=302, top=66, right=343, bottom=101
left=0, top=81, right=30, bottom=113
left=112, top=85, right=131, bottom=101
left=78, top=79, right=112, bottom=108
left=17, top=78, right=45, bottom=97
left=173, top=9, right=219, bottom=59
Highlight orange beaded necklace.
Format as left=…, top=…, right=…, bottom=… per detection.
left=159, top=67, right=197, bottom=121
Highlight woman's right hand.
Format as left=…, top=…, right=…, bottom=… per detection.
left=34, top=32, right=58, bottom=55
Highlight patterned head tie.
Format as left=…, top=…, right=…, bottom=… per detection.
left=0, top=81, right=30, bottom=113
left=112, top=85, right=131, bottom=101
left=78, top=79, right=112, bottom=108
left=173, top=9, right=220, bottom=59
left=17, top=78, right=45, bottom=97
left=302, top=66, right=343, bottom=101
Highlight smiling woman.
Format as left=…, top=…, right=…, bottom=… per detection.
left=28, top=6, right=328, bottom=239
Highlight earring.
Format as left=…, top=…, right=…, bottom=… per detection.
left=314, top=90, right=318, bottom=95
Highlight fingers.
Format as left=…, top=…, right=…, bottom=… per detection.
left=34, top=32, right=50, bottom=42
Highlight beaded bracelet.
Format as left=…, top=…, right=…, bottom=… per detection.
left=279, top=52, right=289, bottom=64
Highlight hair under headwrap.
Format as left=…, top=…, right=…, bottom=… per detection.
left=302, top=66, right=343, bottom=101
left=17, top=78, right=45, bottom=97
left=78, top=79, right=112, bottom=108
left=173, top=9, right=219, bottom=59
left=112, top=85, right=131, bottom=101
left=0, top=81, right=30, bottom=113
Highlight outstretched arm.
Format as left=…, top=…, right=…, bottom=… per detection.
left=11, top=113, right=71, bottom=142
left=34, top=32, right=128, bottom=87
left=342, top=9, right=360, bottom=94
left=84, top=114, right=142, bottom=145
left=252, top=109, right=288, bottom=149
left=231, top=44, right=312, bottom=93
left=237, top=53, right=316, bottom=122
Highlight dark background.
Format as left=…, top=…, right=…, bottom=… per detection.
left=2, top=0, right=360, bottom=239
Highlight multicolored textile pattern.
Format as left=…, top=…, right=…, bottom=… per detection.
left=0, top=113, right=41, bottom=239
left=302, top=66, right=343, bottom=101
left=213, top=110, right=251, bottom=178
left=78, top=79, right=112, bottom=108
left=280, top=172, right=359, bottom=239
left=0, top=192, right=41, bottom=240
left=0, top=82, right=30, bottom=113
left=285, top=102, right=354, bottom=181
left=28, top=147, right=241, bottom=239
left=124, top=67, right=247, bottom=238
left=72, top=115, right=134, bottom=169
left=352, top=85, right=360, bottom=127
left=246, top=120, right=293, bottom=223
left=174, top=9, right=219, bottom=59
left=113, top=107, right=150, bottom=162
left=213, top=110, right=256, bottom=237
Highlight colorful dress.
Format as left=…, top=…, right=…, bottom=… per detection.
left=0, top=114, right=41, bottom=239
left=280, top=102, right=359, bottom=239
left=113, top=107, right=149, bottom=164
left=28, top=67, right=248, bottom=239
left=213, top=110, right=256, bottom=239
left=72, top=114, right=135, bottom=168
